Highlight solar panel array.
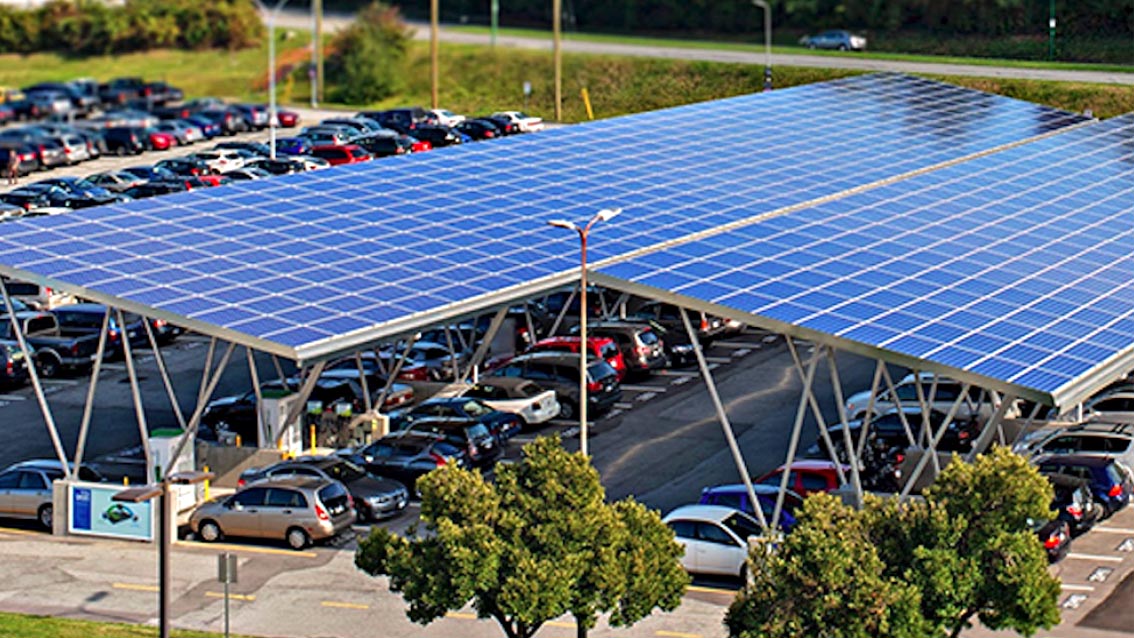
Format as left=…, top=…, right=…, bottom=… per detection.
left=602, top=114, right=1134, bottom=403
left=0, top=73, right=1089, bottom=367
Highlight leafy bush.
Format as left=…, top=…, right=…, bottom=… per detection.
left=326, top=1, right=413, bottom=105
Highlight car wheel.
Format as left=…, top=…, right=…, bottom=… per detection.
left=838, top=44, right=848, bottom=51
left=115, top=146, right=126, bottom=157
left=286, top=526, right=310, bottom=550
left=558, top=399, right=576, bottom=420
left=38, top=504, right=53, bottom=530
left=198, top=519, right=223, bottom=542
left=808, top=43, right=816, bottom=49
left=37, top=354, right=60, bottom=379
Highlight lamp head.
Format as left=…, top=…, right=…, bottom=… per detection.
left=595, top=207, right=622, bottom=222
left=547, top=219, right=577, bottom=231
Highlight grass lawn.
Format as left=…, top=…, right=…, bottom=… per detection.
left=0, top=611, right=248, bottom=638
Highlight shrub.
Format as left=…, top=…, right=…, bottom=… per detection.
left=326, top=1, right=413, bottom=104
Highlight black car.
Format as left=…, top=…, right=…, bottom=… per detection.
left=197, top=107, right=249, bottom=135
left=400, top=418, right=502, bottom=469
left=0, top=185, right=73, bottom=211
left=455, top=119, right=502, bottom=141
left=805, top=408, right=981, bottom=462
left=487, top=351, right=622, bottom=420
left=155, top=156, right=216, bottom=177
left=1049, top=474, right=1103, bottom=536
left=213, top=141, right=272, bottom=158
left=406, top=397, right=524, bottom=441
left=102, top=126, right=150, bottom=155
left=123, top=180, right=190, bottom=199
left=1033, top=518, right=1071, bottom=563
left=476, top=114, right=520, bottom=135
left=52, top=303, right=148, bottom=357
left=354, top=134, right=412, bottom=158
left=239, top=456, right=408, bottom=520
left=356, top=107, right=430, bottom=132
left=122, top=165, right=179, bottom=182
left=409, top=125, right=462, bottom=148
left=0, top=340, right=30, bottom=387
left=201, top=377, right=365, bottom=446
left=348, top=430, right=470, bottom=493
left=246, top=158, right=306, bottom=176
left=32, top=177, right=120, bottom=205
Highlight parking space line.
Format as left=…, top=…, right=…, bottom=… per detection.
left=446, top=612, right=477, bottom=620
left=713, top=342, right=759, bottom=349
left=0, top=394, right=26, bottom=400
left=656, top=631, right=703, bottom=638
left=41, top=379, right=79, bottom=385
left=656, top=369, right=698, bottom=377
left=621, top=384, right=667, bottom=393
left=546, top=620, right=575, bottom=628
left=703, top=356, right=732, bottom=364
left=730, top=348, right=752, bottom=357
left=1066, top=552, right=1124, bottom=562
left=322, top=601, right=370, bottom=610
left=614, top=402, right=634, bottom=409
left=636, top=392, right=658, bottom=402
left=206, top=591, right=255, bottom=601
left=175, top=540, right=318, bottom=558
left=113, top=582, right=159, bottom=592
left=99, top=364, right=127, bottom=371
left=707, top=363, right=720, bottom=371
left=670, top=376, right=692, bottom=386
left=1060, top=584, right=1096, bottom=592
left=1094, top=527, right=1134, bottom=534
left=604, top=409, right=623, bottom=419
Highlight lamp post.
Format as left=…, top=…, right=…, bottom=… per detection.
left=553, top=0, right=562, bottom=121
left=752, top=0, right=772, bottom=91
left=548, top=207, right=621, bottom=457
left=115, top=471, right=213, bottom=638
left=430, top=0, right=439, bottom=109
left=259, top=0, right=292, bottom=160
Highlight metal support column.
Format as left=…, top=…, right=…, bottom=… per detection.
left=825, top=351, right=863, bottom=506
left=772, top=344, right=821, bottom=530
left=854, top=360, right=885, bottom=459
left=143, top=318, right=186, bottom=431
left=247, top=348, right=266, bottom=446
left=459, top=307, right=508, bottom=384
left=965, top=393, right=1018, bottom=462
left=679, top=308, right=768, bottom=532
left=375, top=337, right=417, bottom=410
left=899, top=384, right=972, bottom=500
left=785, top=339, right=848, bottom=485
left=118, top=310, right=153, bottom=482
left=166, top=343, right=236, bottom=471
left=74, top=308, right=112, bottom=473
left=548, top=287, right=577, bottom=336
left=198, top=337, right=217, bottom=406
left=355, top=352, right=372, bottom=413
left=271, top=354, right=287, bottom=384
left=274, top=362, right=326, bottom=448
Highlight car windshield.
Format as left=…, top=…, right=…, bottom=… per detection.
left=721, top=512, right=761, bottom=541
left=324, top=459, right=367, bottom=483
left=587, top=360, right=617, bottom=382
left=638, top=329, right=659, bottom=345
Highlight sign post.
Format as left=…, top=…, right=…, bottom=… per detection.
left=218, top=553, right=238, bottom=638
left=523, top=81, right=532, bottom=111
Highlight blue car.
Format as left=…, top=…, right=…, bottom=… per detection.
left=274, top=136, right=313, bottom=156
left=698, top=483, right=802, bottom=532
left=405, top=397, right=523, bottom=441
left=799, top=29, right=867, bottom=51
left=186, top=115, right=222, bottom=139
left=1037, top=454, right=1134, bottom=516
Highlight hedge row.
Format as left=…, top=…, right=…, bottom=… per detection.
left=0, top=0, right=264, bottom=56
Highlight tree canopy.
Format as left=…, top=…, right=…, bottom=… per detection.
left=355, top=435, right=689, bottom=638
left=327, top=1, right=412, bottom=105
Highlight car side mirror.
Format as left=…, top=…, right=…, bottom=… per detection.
left=225, top=499, right=238, bottom=510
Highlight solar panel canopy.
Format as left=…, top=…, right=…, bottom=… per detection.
left=0, top=72, right=1116, bottom=407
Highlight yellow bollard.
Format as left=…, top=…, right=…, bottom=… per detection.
left=203, top=465, right=211, bottom=500
left=235, top=434, right=242, bottom=447
left=581, top=87, right=594, bottom=120
left=310, top=424, right=316, bottom=453
left=123, top=476, right=129, bottom=486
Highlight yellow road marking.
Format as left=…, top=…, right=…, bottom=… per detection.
left=0, top=526, right=42, bottom=537
left=175, top=540, right=317, bottom=558
left=113, top=582, right=159, bottom=592
left=686, top=585, right=735, bottom=596
left=446, top=612, right=477, bottom=620
left=206, top=591, right=255, bottom=601
left=657, top=631, right=703, bottom=638
left=322, top=601, right=370, bottom=610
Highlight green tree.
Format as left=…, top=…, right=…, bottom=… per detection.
left=355, top=436, right=688, bottom=638
left=326, top=1, right=412, bottom=104
left=725, top=493, right=927, bottom=638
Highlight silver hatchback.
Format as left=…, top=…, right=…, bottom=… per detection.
left=190, top=476, right=356, bottom=550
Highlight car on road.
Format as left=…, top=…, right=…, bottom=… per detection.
left=662, top=504, right=762, bottom=578
left=190, top=476, right=356, bottom=550
left=799, top=29, right=867, bottom=51
left=487, top=351, right=622, bottom=420
left=1035, top=454, right=1134, bottom=517
left=346, top=431, right=470, bottom=493
left=238, top=456, right=408, bottom=521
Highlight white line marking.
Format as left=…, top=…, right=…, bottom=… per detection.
left=1067, top=553, right=1124, bottom=563
left=636, top=392, right=657, bottom=403
left=99, top=364, right=127, bottom=371
left=714, top=342, right=759, bottom=349
left=703, top=356, right=732, bottom=364
left=620, top=384, right=667, bottom=393
left=614, top=403, right=634, bottom=409
left=670, top=376, right=692, bottom=386
left=656, top=369, right=699, bottom=377
left=707, top=363, right=720, bottom=371
left=0, top=394, right=26, bottom=400
left=42, top=379, right=79, bottom=386
left=604, top=409, right=622, bottom=419
left=1060, top=584, right=1096, bottom=592
left=731, top=348, right=752, bottom=357
left=1094, top=527, right=1134, bottom=534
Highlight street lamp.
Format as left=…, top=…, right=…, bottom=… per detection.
left=256, top=0, right=292, bottom=159
left=752, top=0, right=772, bottom=91
left=548, top=207, right=621, bottom=457
left=115, top=470, right=213, bottom=638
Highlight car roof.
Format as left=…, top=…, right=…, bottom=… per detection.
left=54, top=302, right=111, bottom=313
left=782, top=460, right=847, bottom=471
left=244, top=475, right=331, bottom=490
left=703, top=483, right=803, bottom=499
left=663, top=504, right=753, bottom=523
left=1035, top=454, right=1114, bottom=467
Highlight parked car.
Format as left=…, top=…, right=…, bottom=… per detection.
left=144, top=128, right=176, bottom=152
left=487, top=351, right=622, bottom=420
left=799, top=29, right=867, bottom=51
left=0, top=339, right=30, bottom=387
left=32, top=177, right=118, bottom=205
left=273, top=137, right=313, bottom=156
left=662, top=504, right=762, bottom=578
left=354, top=133, right=413, bottom=157
left=428, top=108, right=466, bottom=127
left=409, top=125, right=463, bottom=148
left=190, top=476, right=356, bottom=549
left=1033, top=518, right=1071, bottom=562
left=201, top=376, right=366, bottom=446
left=586, top=320, right=667, bottom=376
left=225, top=167, right=273, bottom=181
left=1048, top=474, right=1103, bottom=536
left=0, top=186, right=74, bottom=215
left=153, top=120, right=203, bottom=145
left=399, top=418, right=502, bottom=469
left=405, top=397, right=524, bottom=441
left=1035, top=454, right=1134, bottom=516
left=699, top=483, right=802, bottom=532
left=0, top=311, right=101, bottom=378
left=52, top=303, right=147, bottom=357
left=185, top=115, right=223, bottom=139
left=1084, top=388, right=1134, bottom=422
left=238, top=456, right=408, bottom=521
left=1015, top=421, right=1134, bottom=466
left=213, top=141, right=273, bottom=158
left=87, top=170, right=148, bottom=193
left=630, top=300, right=728, bottom=347
left=232, top=104, right=269, bottom=130
left=0, top=146, right=39, bottom=176
left=310, top=144, right=371, bottom=166
left=492, top=111, right=544, bottom=133
left=754, top=460, right=847, bottom=496
left=357, top=107, right=431, bottom=131
left=843, top=372, right=1019, bottom=422
left=155, top=156, right=216, bottom=177
left=123, top=180, right=190, bottom=199
left=198, top=107, right=249, bottom=135
left=456, top=119, right=501, bottom=141
left=441, top=378, right=560, bottom=427
left=347, top=430, right=470, bottom=492
left=805, top=408, right=981, bottom=461
left=1, top=279, right=76, bottom=311
left=0, top=459, right=106, bottom=529
left=526, top=335, right=627, bottom=381
left=192, top=149, right=246, bottom=173
left=246, top=157, right=306, bottom=176
left=275, top=108, right=300, bottom=128
left=102, top=126, right=150, bottom=155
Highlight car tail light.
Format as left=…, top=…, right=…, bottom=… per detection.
left=70, top=343, right=81, bottom=356
left=5, top=360, right=12, bottom=376
left=237, top=478, right=246, bottom=488
left=314, top=502, right=330, bottom=521
left=484, top=131, right=495, bottom=138
left=468, top=443, right=478, bottom=459
left=1043, top=534, right=1062, bottom=550
left=346, top=494, right=354, bottom=509
left=1067, top=504, right=1083, bottom=519
left=959, top=430, right=970, bottom=439
left=429, top=452, right=447, bottom=466
left=894, top=453, right=905, bottom=464
left=153, top=319, right=167, bottom=328
left=700, top=317, right=709, bottom=331
left=587, top=379, right=602, bottom=393
left=1109, top=484, right=1123, bottom=498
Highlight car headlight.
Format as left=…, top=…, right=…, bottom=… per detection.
left=672, top=344, right=694, bottom=353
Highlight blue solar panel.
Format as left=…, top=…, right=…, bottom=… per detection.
left=602, top=113, right=1134, bottom=403
left=0, top=73, right=1089, bottom=371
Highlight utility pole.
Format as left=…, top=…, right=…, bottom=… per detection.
left=1047, top=0, right=1056, bottom=61
left=431, top=0, right=439, bottom=108
left=314, top=0, right=324, bottom=103
left=553, top=0, right=562, bottom=121
left=490, top=0, right=499, bottom=47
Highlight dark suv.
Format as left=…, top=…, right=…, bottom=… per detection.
left=400, top=419, right=502, bottom=469
left=239, top=456, right=408, bottom=520
left=347, top=431, right=470, bottom=492
left=487, top=351, right=622, bottom=420
left=1036, top=454, right=1134, bottom=516
left=102, top=126, right=150, bottom=155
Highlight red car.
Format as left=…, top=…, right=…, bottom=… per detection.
left=276, top=109, right=300, bottom=128
left=310, top=144, right=372, bottom=166
left=526, top=336, right=628, bottom=381
left=146, top=129, right=177, bottom=151
left=401, top=134, right=432, bottom=153
left=755, top=460, right=849, bottom=496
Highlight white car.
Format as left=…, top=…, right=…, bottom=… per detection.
left=436, top=378, right=560, bottom=426
left=491, top=110, right=545, bottom=133
left=291, top=155, right=332, bottom=171
left=192, top=150, right=246, bottom=173
left=429, top=108, right=466, bottom=127
left=661, top=504, right=762, bottom=578
left=843, top=372, right=1019, bottom=423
